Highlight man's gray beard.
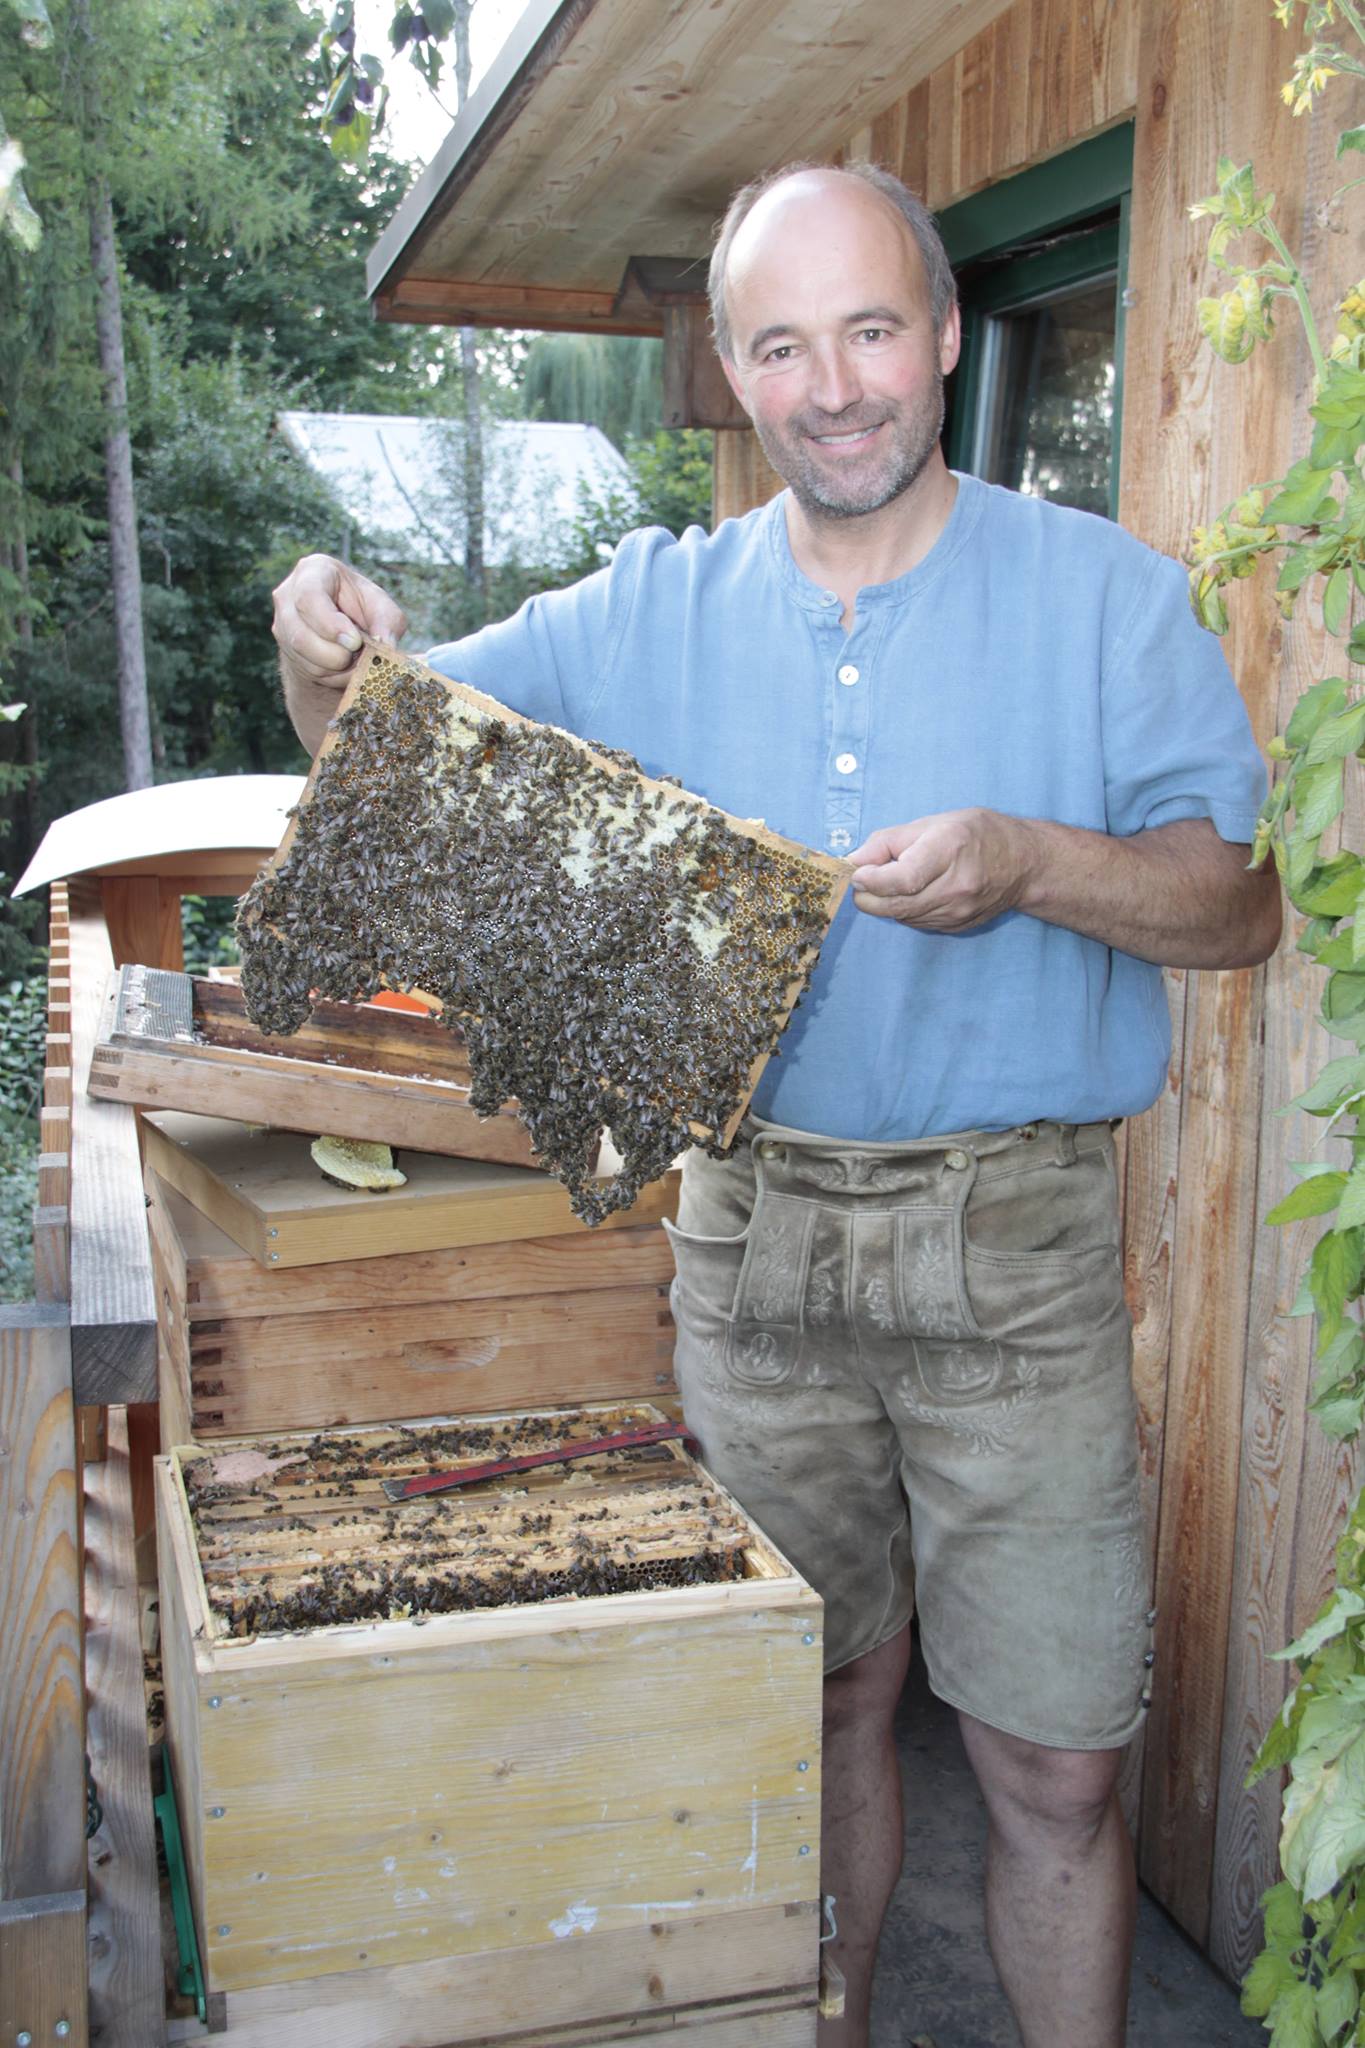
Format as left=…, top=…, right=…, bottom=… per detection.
left=755, top=373, right=946, bottom=522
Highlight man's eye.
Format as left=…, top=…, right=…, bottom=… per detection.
left=856, top=327, right=888, bottom=343
left=764, top=344, right=795, bottom=363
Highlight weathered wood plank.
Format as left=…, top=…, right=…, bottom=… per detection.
left=163, top=1904, right=818, bottom=2048
left=0, top=1891, right=88, bottom=2047
left=1206, top=64, right=1365, bottom=1983
left=33, top=1204, right=71, bottom=1307
left=84, top=1407, right=165, bottom=2047
left=67, top=882, right=157, bottom=1405
left=0, top=1307, right=84, bottom=1900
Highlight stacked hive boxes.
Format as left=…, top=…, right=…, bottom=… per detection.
left=143, top=1016, right=824, bottom=2047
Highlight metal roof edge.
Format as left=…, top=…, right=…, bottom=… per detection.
left=365, top=0, right=598, bottom=305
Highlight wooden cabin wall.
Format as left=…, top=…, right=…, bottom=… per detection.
left=710, top=0, right=1365, bottom=1977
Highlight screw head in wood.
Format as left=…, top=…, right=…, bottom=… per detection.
left=210, top=1806, right=226, bottom=1817
left=55, top=2028, right=71, bottom=2041
left=797, top=1760, right=809, bottom=1772
left=208, top=1695, right=222, bottom=1708
left=269, top=1253, right=279, bottom=1262
left=803, top=1634, right=815, bottom=1646
left=217, top=1925, right=231, bottom=1938
left=268, top=1228, right=279, bottom=1238
left=799, top=1844, right=811, bottom=1856
left=17, top=2031, right=32, bottom=2045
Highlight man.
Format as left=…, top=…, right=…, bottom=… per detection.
left=273, top=163, right=1280, bottom=2047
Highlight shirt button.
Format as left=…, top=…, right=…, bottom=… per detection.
left=837, top=664, right=860, bottom=686
left=835, top=752, right=857, bottom=775
left=829, top=828, right=852, bottom=851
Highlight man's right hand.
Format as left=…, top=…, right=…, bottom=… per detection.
left=272, top=554, right=409, bottom=757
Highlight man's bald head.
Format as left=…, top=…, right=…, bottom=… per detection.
left=708, top=163, right=956, bottom=363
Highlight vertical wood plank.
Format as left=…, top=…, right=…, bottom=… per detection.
left=84, top=1406, right=166, bottom=2047
left=712, top=429, right=783, bottom=526
left=0, top=1310, right=84, bottom=1901
left=1207, top=67, right=1364, bottom=1978
left=99, top=873, right=184, bottom=972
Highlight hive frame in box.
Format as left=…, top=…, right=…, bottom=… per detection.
left=155, top=1408, right=823, bottom=2044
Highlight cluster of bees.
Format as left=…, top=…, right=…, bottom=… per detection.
left=237, top=652, right=837, bottom=1222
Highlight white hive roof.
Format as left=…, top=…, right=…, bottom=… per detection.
left=278, top=411, right=632, bottom=568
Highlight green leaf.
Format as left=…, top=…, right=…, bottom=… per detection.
left=1285, top=1052, right=1365, bottom=1116
left=1279, top=1589, right=1365, bottom=1664
left=1349, top=623, right=1365, bottom=667
left=1298, top=853, right=1365, bottom=918
left=1341, top=1168, right=1365, bottom=1232
left=1285, top=1728, right=1365, bottom=1904
left=1316, top=1323, right=1365, bottom=1384
left=1199, top=277, right=1274, bottom=364
left=1338, top=126, right=1365, bottom=158
left=1309, top=701, right=1365, bottom=764
left=1324, top=971, right=1365, bottom=1025
left=1317, top=1964, right=1358, bottom=2043
left=1267, top=1979, right=1319, bottom=2047
left=1325, top=567, right=1353, bottom=638
left=1244, top=1946, right=1303, bottom=2020
left=1288, top=677, right=1352, bottom=750
left=1268, top=459, right=1341, bottom=526
left=1269, top=1173, right=1348, bottom=1223
left=1311, top=1388, right=1365, bottom=1439
left=1297, top=760, right=1346, bottom=840
left=1310, top=1227, right=1365, bottom=1347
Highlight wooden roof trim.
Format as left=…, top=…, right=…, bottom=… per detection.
left=366, top=0, right=599, bottom=304
left=373, top=274, right=661, bottom=335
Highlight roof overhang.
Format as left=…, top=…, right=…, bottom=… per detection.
left=366, top=0, right=1015, bottom=336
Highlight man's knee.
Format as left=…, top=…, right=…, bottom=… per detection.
left=823, top=1626, right=912, bottom=1735
left=958, top=1709, right=1125, bottom=1844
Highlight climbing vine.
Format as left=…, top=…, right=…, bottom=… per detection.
left=1188, top=5, right=1365, bottom=2040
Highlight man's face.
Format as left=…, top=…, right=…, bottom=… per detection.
left=720, top=173, right=961, bottom=521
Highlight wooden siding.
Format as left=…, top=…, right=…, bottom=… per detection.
left=711, top=0, right=1365, bottom=1973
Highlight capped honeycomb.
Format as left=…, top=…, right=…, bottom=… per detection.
left=177, top=1408, right=756, bottom=1638
left=237, top=645, right=850, bottom=1222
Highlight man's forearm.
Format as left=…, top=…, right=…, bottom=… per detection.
left=1014, top=815, right=1281, bottom=969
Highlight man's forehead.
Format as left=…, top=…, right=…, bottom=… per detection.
left=724, top=176, right=927, bottom=336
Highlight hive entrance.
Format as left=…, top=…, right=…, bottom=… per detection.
left=178, top=1407, right=758, bottom=1639
left=237, top=646, right=850, bottom=1222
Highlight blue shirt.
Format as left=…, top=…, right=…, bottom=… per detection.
left=428, top=473, right=1266, bottom=1141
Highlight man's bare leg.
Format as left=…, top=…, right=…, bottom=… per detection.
left=957, top=1711, right=1134, bottom=2048
left=817, top=1625, right=912, bottom=2048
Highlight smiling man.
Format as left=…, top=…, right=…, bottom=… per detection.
left=272, top=163, right=1280, bottom=2048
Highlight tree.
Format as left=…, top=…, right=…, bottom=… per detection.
left=521, top=334, right=666, bottom=451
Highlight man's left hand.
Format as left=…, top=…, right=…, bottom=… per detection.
left=849, top=810, right=1033, bottom=931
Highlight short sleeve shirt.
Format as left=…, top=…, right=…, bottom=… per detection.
left=427, top=473, right=1267, bottom=1141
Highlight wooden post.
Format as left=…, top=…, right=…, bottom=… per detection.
left=712, top=430, right=783, bottom=527
left=0, top=1305, right=89, bottom=2045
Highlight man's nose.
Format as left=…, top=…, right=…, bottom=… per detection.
left=806, top=344, right=863, bottom=417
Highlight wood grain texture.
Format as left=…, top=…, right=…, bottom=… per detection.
left=0, top=1891, right=88, bottom=2047
left=713, top=429, right=783, bottom=525
left=84, top=1407, right=166, bottom=2047
left=0, top=1308, right=84, bottom=1900
left=67, top=881, right=157, bottom=1405
left=1206, top=63, right=1364, bottom=1977
left=850, top=0, right=1136, bottom=206
left=140, top=1112, right=672, bottom=1269
left=100, top=872, right=184, bottom=972
left=162, top=1903, right=817, bottom=2048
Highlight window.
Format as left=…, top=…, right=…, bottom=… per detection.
left=940, top=126, right=1134, bottom=521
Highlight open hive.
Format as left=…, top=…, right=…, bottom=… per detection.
left=155, top=1402, right=824, bottom=2000
left=179, top=1405, right=754, bottom=1638
left=236, top=644, right=851, bottom=1223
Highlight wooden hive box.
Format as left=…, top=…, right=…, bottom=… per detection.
left=145, top=1171, right=681, bottom=1449
left=155, top=1405, right=824, bottom=2046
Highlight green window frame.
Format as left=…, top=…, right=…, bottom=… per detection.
left=939, top=123, right=1135, bottom=521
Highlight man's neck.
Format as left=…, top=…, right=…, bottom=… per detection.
left=783, top=455, right=959, bottom=628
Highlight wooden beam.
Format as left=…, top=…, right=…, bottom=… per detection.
left=100, top=872, right=184, bottom=972
left=661, top=304, right=749, bottom=431
left=67, top=882, right=157, bottom=1405
left=375, top=275, right=659, bottom=335
left=84, top=1407, right=165, bottom=2047
left=713, top=430, right=783, bottom=525
left=0, top=1891, right=88, bottom=2048
left=0, top=1307, right=84, bottom=1901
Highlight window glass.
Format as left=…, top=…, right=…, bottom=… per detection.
left=972, top=276, right=1117, bottom=517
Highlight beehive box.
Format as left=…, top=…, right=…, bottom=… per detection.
left=145, top=1172, right=680, bottom=1450
left=155, top=1404, right=823, bottom=2038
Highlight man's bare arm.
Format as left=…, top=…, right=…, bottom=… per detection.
left=272, top=553, right=409, bottom=756
left=849, top=811, right=1282, bottom=970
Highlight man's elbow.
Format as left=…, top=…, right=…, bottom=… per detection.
left=1220, top=864, right=1283, bottom=969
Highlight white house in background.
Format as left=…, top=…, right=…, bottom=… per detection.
left=277, top=411, right=632, bottom=569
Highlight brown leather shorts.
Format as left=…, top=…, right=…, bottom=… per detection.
left=666, top=1115, right=1151, bottom=1750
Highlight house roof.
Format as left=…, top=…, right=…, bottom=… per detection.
left=278, top=411, right=631, bottom=567
left=365, top=0, right=1013, bottom=335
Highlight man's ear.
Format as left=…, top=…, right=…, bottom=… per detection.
left=719, top=350, right=755, bottom=421
left=938, top=301, right=963, bottom=378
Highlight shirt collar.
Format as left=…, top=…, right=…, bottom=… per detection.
left=762, top=470, right=988, bottom=614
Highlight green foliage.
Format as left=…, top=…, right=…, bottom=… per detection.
left=1196, top=9, right=1365, bottom=2040
left=181, top=895, right=240, bottom=976
left=0, top=966, right=46, bottom=1304
left=522, top=335, right=666, bottom=452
